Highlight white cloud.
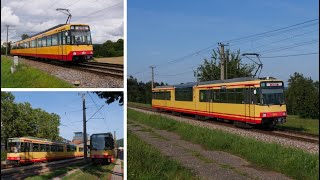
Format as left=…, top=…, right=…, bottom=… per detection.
left=1, top=0, right=123, bottom=44
left=1, top=6, right=20, bottom=25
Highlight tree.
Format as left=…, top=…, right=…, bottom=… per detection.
left=94, top=92, right=124, bottom=105
left=21, top=34, right=29, bottom=40
left=194, top=49, right=255, bottom=81
left=1, top=92, right=61, bottom=149
left=286, top=72, right=319, bottom=118
left=127, top=76, right=167, bottom=104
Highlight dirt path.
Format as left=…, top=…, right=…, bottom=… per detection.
left=128, top=119, right=291, bottom=180
left=110, top=159, right=123, bottom=180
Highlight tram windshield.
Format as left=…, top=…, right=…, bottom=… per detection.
left=260, top=82, right=285, bottom=105
left=71, top=26, right=92, bottom=45
left=91, top=134, right=114, bottom=151
left=8, top=141, right=20, bottom=153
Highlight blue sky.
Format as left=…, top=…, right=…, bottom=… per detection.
left=128, top=0, right=319, bottom=85
left=10, top=92, right=124, bottom=141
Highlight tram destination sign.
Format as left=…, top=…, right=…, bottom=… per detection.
left=266, top=82, right=283, bottom=87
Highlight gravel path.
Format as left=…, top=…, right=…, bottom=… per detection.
left=111, top=159, right=124, bottom=180
left=18, top=57, right=123, bottom=88
left=129, top=107, right=319, bottom=154
left=128, top=120, right=291, bottom=180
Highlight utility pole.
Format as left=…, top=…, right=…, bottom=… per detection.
left=218, top=42, right=228, bottom=80
left=80, top=93, right=88, bottom=161
left=114, top=131, right=117, bottom=158
left=6, top=25, right=9, bottom=57
left=150, top=66, right=155, bottom=89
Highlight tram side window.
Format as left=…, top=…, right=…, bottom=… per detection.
left=153, top=92, right=170, bottom=100
left=40, top=144, right=46, bottom=152
left=52, top=34, right=58, bottom=45
left=41, top=37, right=47, bottom=47
left=212, top=89, right=220, bottom=102
left=235, top=88, right=244, bottom=104
left=227, top=89, right=236, bottom=103
left=175, top=87, right=193, bottom=101
left=199, top=90, right=211, bottom=102
left=21, top=142, right=29, bottom=152
left=32, top=143, right=39, bottom=152
left=79, top=147, right=84, bottom=152
left=47, top=35, right=52, bottom=46
left=37, top=39, right=42, bottom=47
left=51, top=145, right=56, bottom=152
left=46, top=144, right=50, bottom=152
left=31, top=40, right=35, bottom=48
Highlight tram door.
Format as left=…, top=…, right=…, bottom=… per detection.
left=244, top=86, right=255, bottom=123
left=58, top=31, right=68, bottom=61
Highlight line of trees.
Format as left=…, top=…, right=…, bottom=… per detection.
left=93, top=39, right=123, bottom=58
left=1, top=92, right=62, bottom=149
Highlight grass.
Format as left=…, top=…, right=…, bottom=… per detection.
left=128, top=108, right=319, bottom=180
left=1, top=56, right=74, bottom=88
left=128, top=102, right=151, bottom=108
left=128, top=131, right=196, bottom=180
left=25, top=161, right=88, bottom=180
left=1, top=150, right=6, bottom=161
left=62, top=163, right=115, bottom=180
left=277, top=115, right=319, bottom=135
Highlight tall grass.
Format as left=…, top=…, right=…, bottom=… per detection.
left=277, top=115, right=319, bottom=135
left=1, top=56, right=73, bottom=88
left=128, top=109, right=319, bottom=180
left=128, top=131, right=195, bottom=179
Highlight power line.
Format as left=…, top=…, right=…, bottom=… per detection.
left=259, top=39, right=318, bottom=53
left=72, top=1, right=123, bottom=22
left=260, top=52, right=318, bottom=58
left=222, top=18, right=319, bottom=44
left=131, top=18, right=319, bottom=76
left=243, top=29, right=319, bottom=52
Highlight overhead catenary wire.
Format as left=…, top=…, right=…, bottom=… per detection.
left=260, top=52, right=319, bottom=58
left=131, top=18, right=319, bottom=76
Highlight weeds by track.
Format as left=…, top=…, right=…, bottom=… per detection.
left=1, top=157, right=85, bottom=180
left=128, top=104, right=319, bottom=144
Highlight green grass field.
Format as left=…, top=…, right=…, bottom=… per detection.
left=25, top=161, right=88, bottom=180
left=62, top=163, right=115, bottom=180
left=128, top=109, right=319, bottom=180
left=128, top=131, right=196, bottom=180
left=128, top=101, right=151, bottom=107
left=1, top=56, right=73, bottom=88
left=277, top=115, right=319, bottom=135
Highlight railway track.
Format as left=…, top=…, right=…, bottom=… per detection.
left=128, top=104, right=319, bottom=144
left=1, top=157, right=86, bottom=180
left=15, top=56, right=124, bottom=78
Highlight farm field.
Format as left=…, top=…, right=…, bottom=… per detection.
left=94, top=56, right=123, bottom=65
left=128, top=108, right=319, bottom=180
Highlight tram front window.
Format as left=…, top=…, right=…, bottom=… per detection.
left=91, top=134, right=114, bottom=151
left=70, top=25, right=92, bottom=45
left=261, top=88, right=285, bottom=105
left=8, top=141, right=20, bottom=153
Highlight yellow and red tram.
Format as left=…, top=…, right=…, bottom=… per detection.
left=7, top=137, right=83, bottom=165
left=10, top=23, right=93, bottom=62
left=152, top=77, right=287, bottom=128
left=90, top=133, right=115, bottom=164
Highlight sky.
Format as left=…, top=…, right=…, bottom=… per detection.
left=9, top=91, right=124, bottom=141
left=128, top=0, right=319, bottom=85
left=1, top=0, right=123, bottom=44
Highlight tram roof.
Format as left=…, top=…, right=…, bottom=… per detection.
left=155, top=77, right=278, bottom=88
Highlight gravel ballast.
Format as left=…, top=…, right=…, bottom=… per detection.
left=19, top=58, right=123, bottom=88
